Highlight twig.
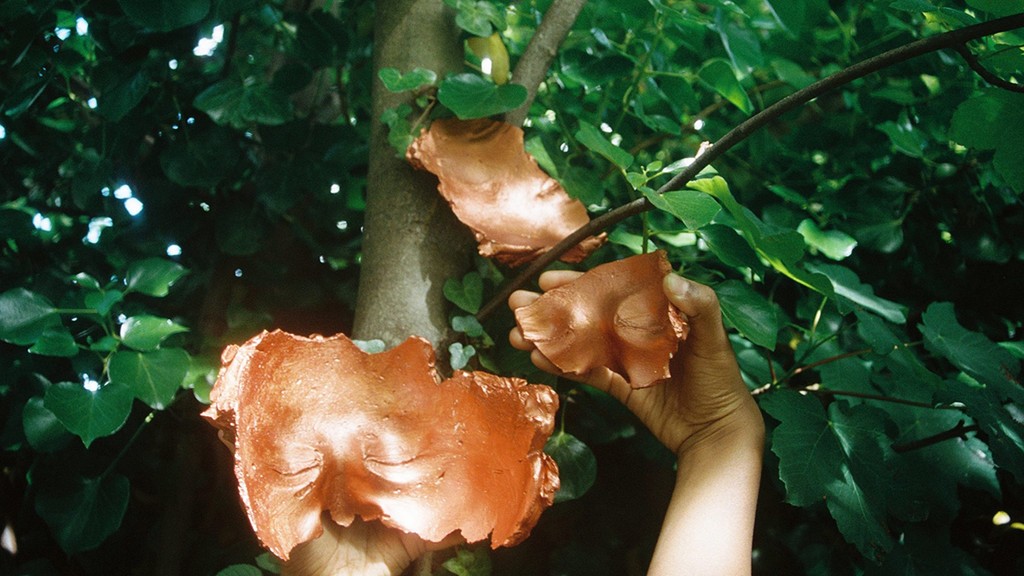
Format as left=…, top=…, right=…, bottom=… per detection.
left=503, top=0, right=588, bottom=127
left=477, top=12, right=1024, bottom=320
left=892, top=420, right=980, bottom=453
left=797, top=387, right=957, bottom=410
left=954, top=43, right=1024, bottom=93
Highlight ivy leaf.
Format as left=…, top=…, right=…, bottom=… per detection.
left=437, top=73, right=526, bottom=119
left=34, top=472, right=130, bottom=553
left=116, top=0, right=210, bottom=31
left=108, top=348, right=190, bottom=409
left=214, top=565, right=263, bottom=576
left=95, top=69, right=150, bottom=122
left=937, top=379, right=1024, bottom=483
left=449, top=342, right=476, bottom=370
left=642, top=188, right=721, bottom=230
left=545, top=431, right=597, bottom=503
left=0, top=288, right=60, bottom=345
left=761, top=391, right=894, bottom=559
left=22, top=396, right=73, bottom=452
left=716, top=280, right=779, bottom=349
left=444, top=0, right=505, bottom=36
left=28, top=327, right=78, bottom=357
left=119, top=315, right=189, bottom=351
left=575, top=121, right=634, bottom=169
left=442, top=547, right=492, bottom=576
left=920, top=302, right=1020, bottom=394
left=443, top=271, right=484, bottom=314
left=378, top=67, right=437, bottom=92
left=43, top=381, right=133, bottom=448
left=195, top=78, right=294, bottom=128
left=125, top=258, right=188, bottom=297
left=452, top=315, right=486, bottom=338
left=809, top=263, right=907, bottom=324
left=160, top=127, right=240, bottom=187
left=797, top=219, right=857, bottom=261
left=697, top=59, right=753, bottom=115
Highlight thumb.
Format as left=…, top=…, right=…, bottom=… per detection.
left=663, top=274, right=732, bottom=359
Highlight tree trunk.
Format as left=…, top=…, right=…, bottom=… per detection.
left=354, top=0, right=474, bottom=348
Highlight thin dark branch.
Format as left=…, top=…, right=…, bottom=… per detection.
left=786, top=348, right=873, bottom=380
left=503, top=0, right=588, bottom=127
left=892, top=420, right=980, bottom=453
left=477, top=12, right=1024, bottom=320
left=797, top=387, right=960, bottom=410
left=954, top=43, right=1024, bottom=93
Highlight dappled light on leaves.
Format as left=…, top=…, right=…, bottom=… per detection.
left=201, top=330, right=559, bottom=560
left=514, top=251, right=688, bottom=388
left=407, top=118, right=605, bottom=266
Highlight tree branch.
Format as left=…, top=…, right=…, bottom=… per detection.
left=954, top=43, right=1024, bottom=93
left=891, top=420, right=980, bottom=453
left=503, top=0, right=588, bottom=127
left=477, top=12, right=1024, bottom=320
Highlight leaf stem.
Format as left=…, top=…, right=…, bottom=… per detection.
left=99, top=411, right=155, bottom=481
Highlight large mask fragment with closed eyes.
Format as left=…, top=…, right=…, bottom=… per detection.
left=514, top=251, right=689, bottom=388
left=202, top=330, right=559, bottom=560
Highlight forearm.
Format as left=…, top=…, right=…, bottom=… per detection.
left=647, top=402, right=764, bottom=576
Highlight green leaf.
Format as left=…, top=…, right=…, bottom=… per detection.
left=920, top=302, right=1020, bottom=393
left=643, top=188, right=721, bottom=230
left=160, top=127, right=240, bottom=187
left=108, top=348, right=190, bottom=409
left=545, top=431, right=597, bottom=503
left=34, top=473, right=130, bottom=553
left=889, top=0, right=939, bottom=13
left=116, top=0, right=209, bottom=31
left=716, top=10, right=763, bottom=75
left=797, top=219, right=858, bottom=260
left=22, top=396, right=73, bottom=452
left=949, top=90, right=1024, bottom=192
left=28, top=327, right=79, bottom=357
left=937, top=379, right=1024, bottom=483
left=125, top=258, right=188, bottom=297
left=697, top=59, right=753, bottom=115
left=437, top=74, right=526, bottom=119
left=877, top=120, right=927, bottom=158
left=452, top=315, right=486, bottom=338
left=119, top=315, right=189, bottom=351
left=442, top=547, right=492, bottom=576
left=575, top=121, right=634, bottom=169
left=214, top=565, right=263, bottom=576
left=96, top=69, right=150, bottom=122
left=449, top=342, right=476, bottom=370
left=255, top=552, right=283, bottom=574
left=808, top=263, right=907, bottom=324
left=84, top=290, right=124, bottom=315
left=444, top=271, right=484, bottom=314
left=378, top=67, right=437, bottom=92
left=195, top=79, right=294, bottom=128
left=699, top=224, right=764, bottom=271
left=0, top=288, right=60, bottom=345
left=445, top=0, right=505, bottom=36
left=716, top=280, right=779, bottom=349
left=761, top=391, right=894, bottom=559
left=353, top=339, right=387, bottom=354
left=44, top=381, right=133, bottom=448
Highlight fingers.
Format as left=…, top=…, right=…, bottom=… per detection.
left=508, top=289, right=540, bottom=311
left=538, top=270, right=583, bottom=292
left=663, top=274, right=732, bottom=358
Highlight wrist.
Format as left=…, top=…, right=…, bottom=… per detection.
left=675, top=395, right=765, bottom=461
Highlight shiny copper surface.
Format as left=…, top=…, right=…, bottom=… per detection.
left=202, top=331, right=559, bottom=559
left=514, top=251, right=688, bottom=388
left=407, top=118, right=605, bottom=266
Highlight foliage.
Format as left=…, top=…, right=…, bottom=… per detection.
left=1, top=1, right=1023, bottom=575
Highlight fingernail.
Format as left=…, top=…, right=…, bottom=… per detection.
left=664, top=274, right=689, bottom=298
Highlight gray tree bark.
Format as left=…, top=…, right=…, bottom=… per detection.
left=354, top=0, right=474, bottom=348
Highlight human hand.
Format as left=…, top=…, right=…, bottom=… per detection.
left=509, top=271, right=761, bottom=457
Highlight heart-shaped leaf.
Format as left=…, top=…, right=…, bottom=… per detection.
left=438, top=73, right=526, bottom=119
left=109, top=348, right=190, bottom=409
left=120, top=315, right=189, bottom=351
left=34, top=472, right=130, bottom=553
left=125, top=258, right=188, bottom=297
left=443, top=271, right=484, bottom=314
left=545, top=431, right=597, bottom=503
left=44, top=381, right=133, bottom=448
